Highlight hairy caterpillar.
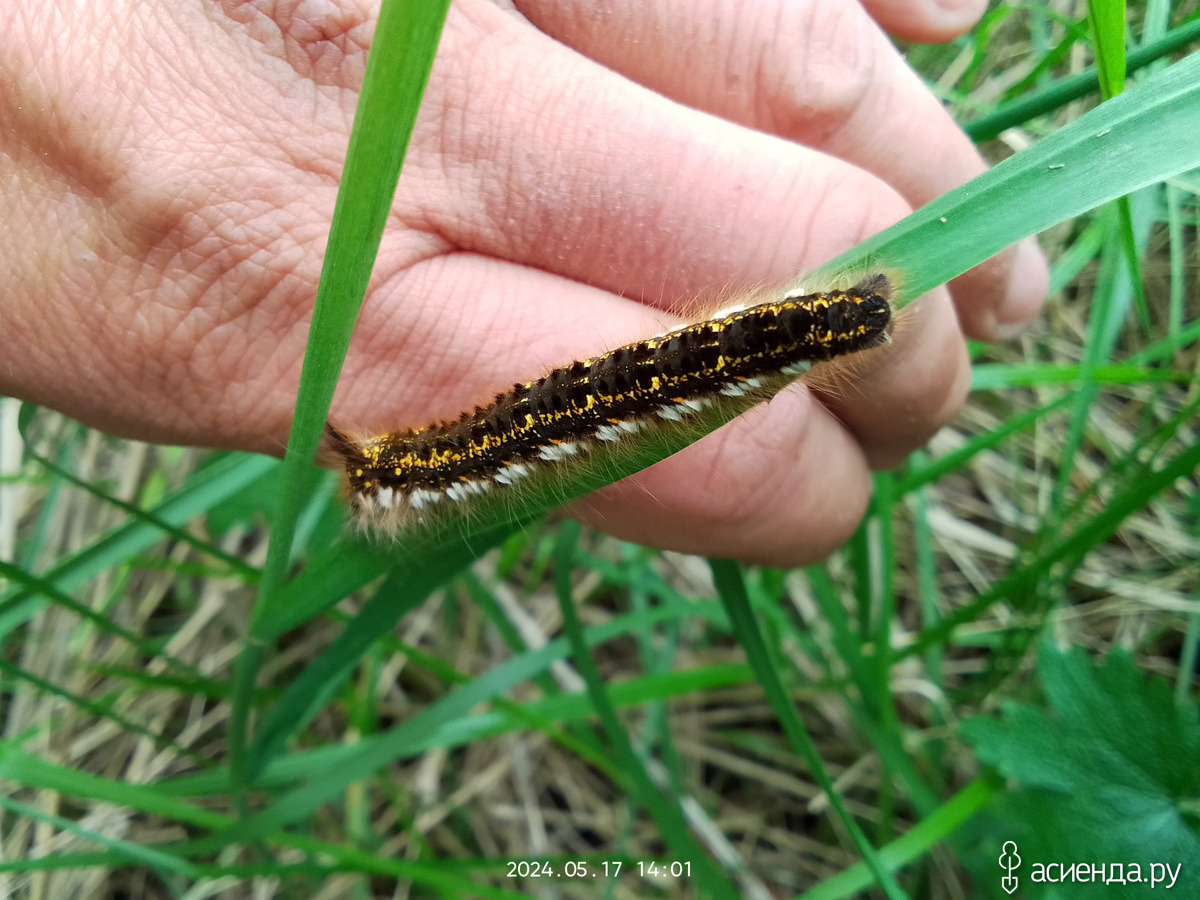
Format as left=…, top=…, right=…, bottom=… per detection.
left=327, top=274, right=893, bottom=535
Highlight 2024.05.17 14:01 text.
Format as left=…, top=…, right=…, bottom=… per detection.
left=504, top=859, right=693, bottom=881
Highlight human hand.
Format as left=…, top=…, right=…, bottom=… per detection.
left=1, top=0, right=1047, bottom=564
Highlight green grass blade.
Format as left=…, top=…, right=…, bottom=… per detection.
left=800, top=776, right=1004, bottom=900
left=0, top=745, right=525, bottom=895
left=0, top=658, right=201, bottom=765
left=0, top=453, right=275, bottom=638
left=964, top=15, right=1200, bottom=141
left=0, top=794, right=199, bottom=879
left=246, top=523, right=512, bottom=779
left=230, top=0, right=452, bottom=804
left=710, top=559, right=907, bottom=899
left=553, top=523, right=736, bottom=896
left=175, top=599, right=735, bottom=852
left=24, top=449, right=257, bottom=580
left=1087, top=0, right=1128, bottom=100
left=0, top=743, right=229, bottom=831
left=901, top=435, right=1200, bottom=659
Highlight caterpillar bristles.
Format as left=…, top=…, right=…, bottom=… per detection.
left=327, top=273, right=896, bottom=540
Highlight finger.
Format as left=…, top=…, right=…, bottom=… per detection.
left=951, top=238, right=1049, bottom=341
left=331, top=253, right=671, bottom=441
left=506, top=0, right=1048, bottom=338
left=510, top=0, right=980, bottom=211
left=419, top=3, right=919, bottom=310
left=569, top=389, right=874, bottom=567
left=859, top=0, right=988, bottom=44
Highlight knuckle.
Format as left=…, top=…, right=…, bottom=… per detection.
left=755, top=2, right=877, bottom=142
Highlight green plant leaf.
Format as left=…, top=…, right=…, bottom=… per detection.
left=1087, top=0, right=1129, bottom=100
left=231, top=0, right=452, bottom=802
left=961, top=644, right=1200, bottom=862
left=964, top=15, right=1200, bottom=142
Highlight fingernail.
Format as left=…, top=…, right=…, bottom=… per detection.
left=932, top=0, right=988, bottom=26
left=994, top=238, right=1049, bottom=338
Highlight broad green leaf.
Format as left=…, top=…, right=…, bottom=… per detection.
left=961, top=644, right=1200, bottom=862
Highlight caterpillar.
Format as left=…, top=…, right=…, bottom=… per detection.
left=327, top=273, right=893, bottom=535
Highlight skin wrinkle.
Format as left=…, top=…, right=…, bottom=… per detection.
left=787, top=164, right=906, bottom=275
left=492, top=0, right=1049, bottom=342
left=120, top=191, right=308, bottom=436
left=343, top=254, right=667, bottom=439
left=434, top=9, right=682, bottom=280
left=211, top=0, right=372, bottom=86
left=415, top=20, right=529, bottom=241
left=0, top=76, right=121, bottom=204
left=509, top=0, right=990, bottom=248
left=507, top=96, right=632, bottom=268
left=342, top=260, right=492, bottom=431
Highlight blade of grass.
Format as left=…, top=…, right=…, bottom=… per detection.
left=229, top=0, right=452, bottom=807
left=245, top=525, right=512, bottom=779
left=175, top=599, right=731, bottom=853
left=964, top=15, right=1200, bottom=141
left=551, top=523, right=736, bottom=896
left=893, top=396, right=1072, bottom=496
left=868, top=474, right=900, bottom=843
left=24, top=449, right=257, bottom=581
left=968, top=362, right=1187, bottom=391
left=161, top=661, right=750, bottom=797
left=0, top=453, right=276, bottom=638
left=811, top=50, right=1200, bottom=300
left=800, top=561, right=944, bottom=815
left=1087, top=0, right=1128, bottom=99
left=901, top=434, right=1200, bottom=659
left=800, top=775, right=1004, bottom=900
left=709, top=559, right=906, bottom=899
left=0, top=743, right=524, bottom=895
left=0, top=794, right=199, bottom=879
left=1090, top=0, right=1155, bottom=339
left=0, top=559, right=199, bottom=676
left=0, top=658, right=202, bottom=765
